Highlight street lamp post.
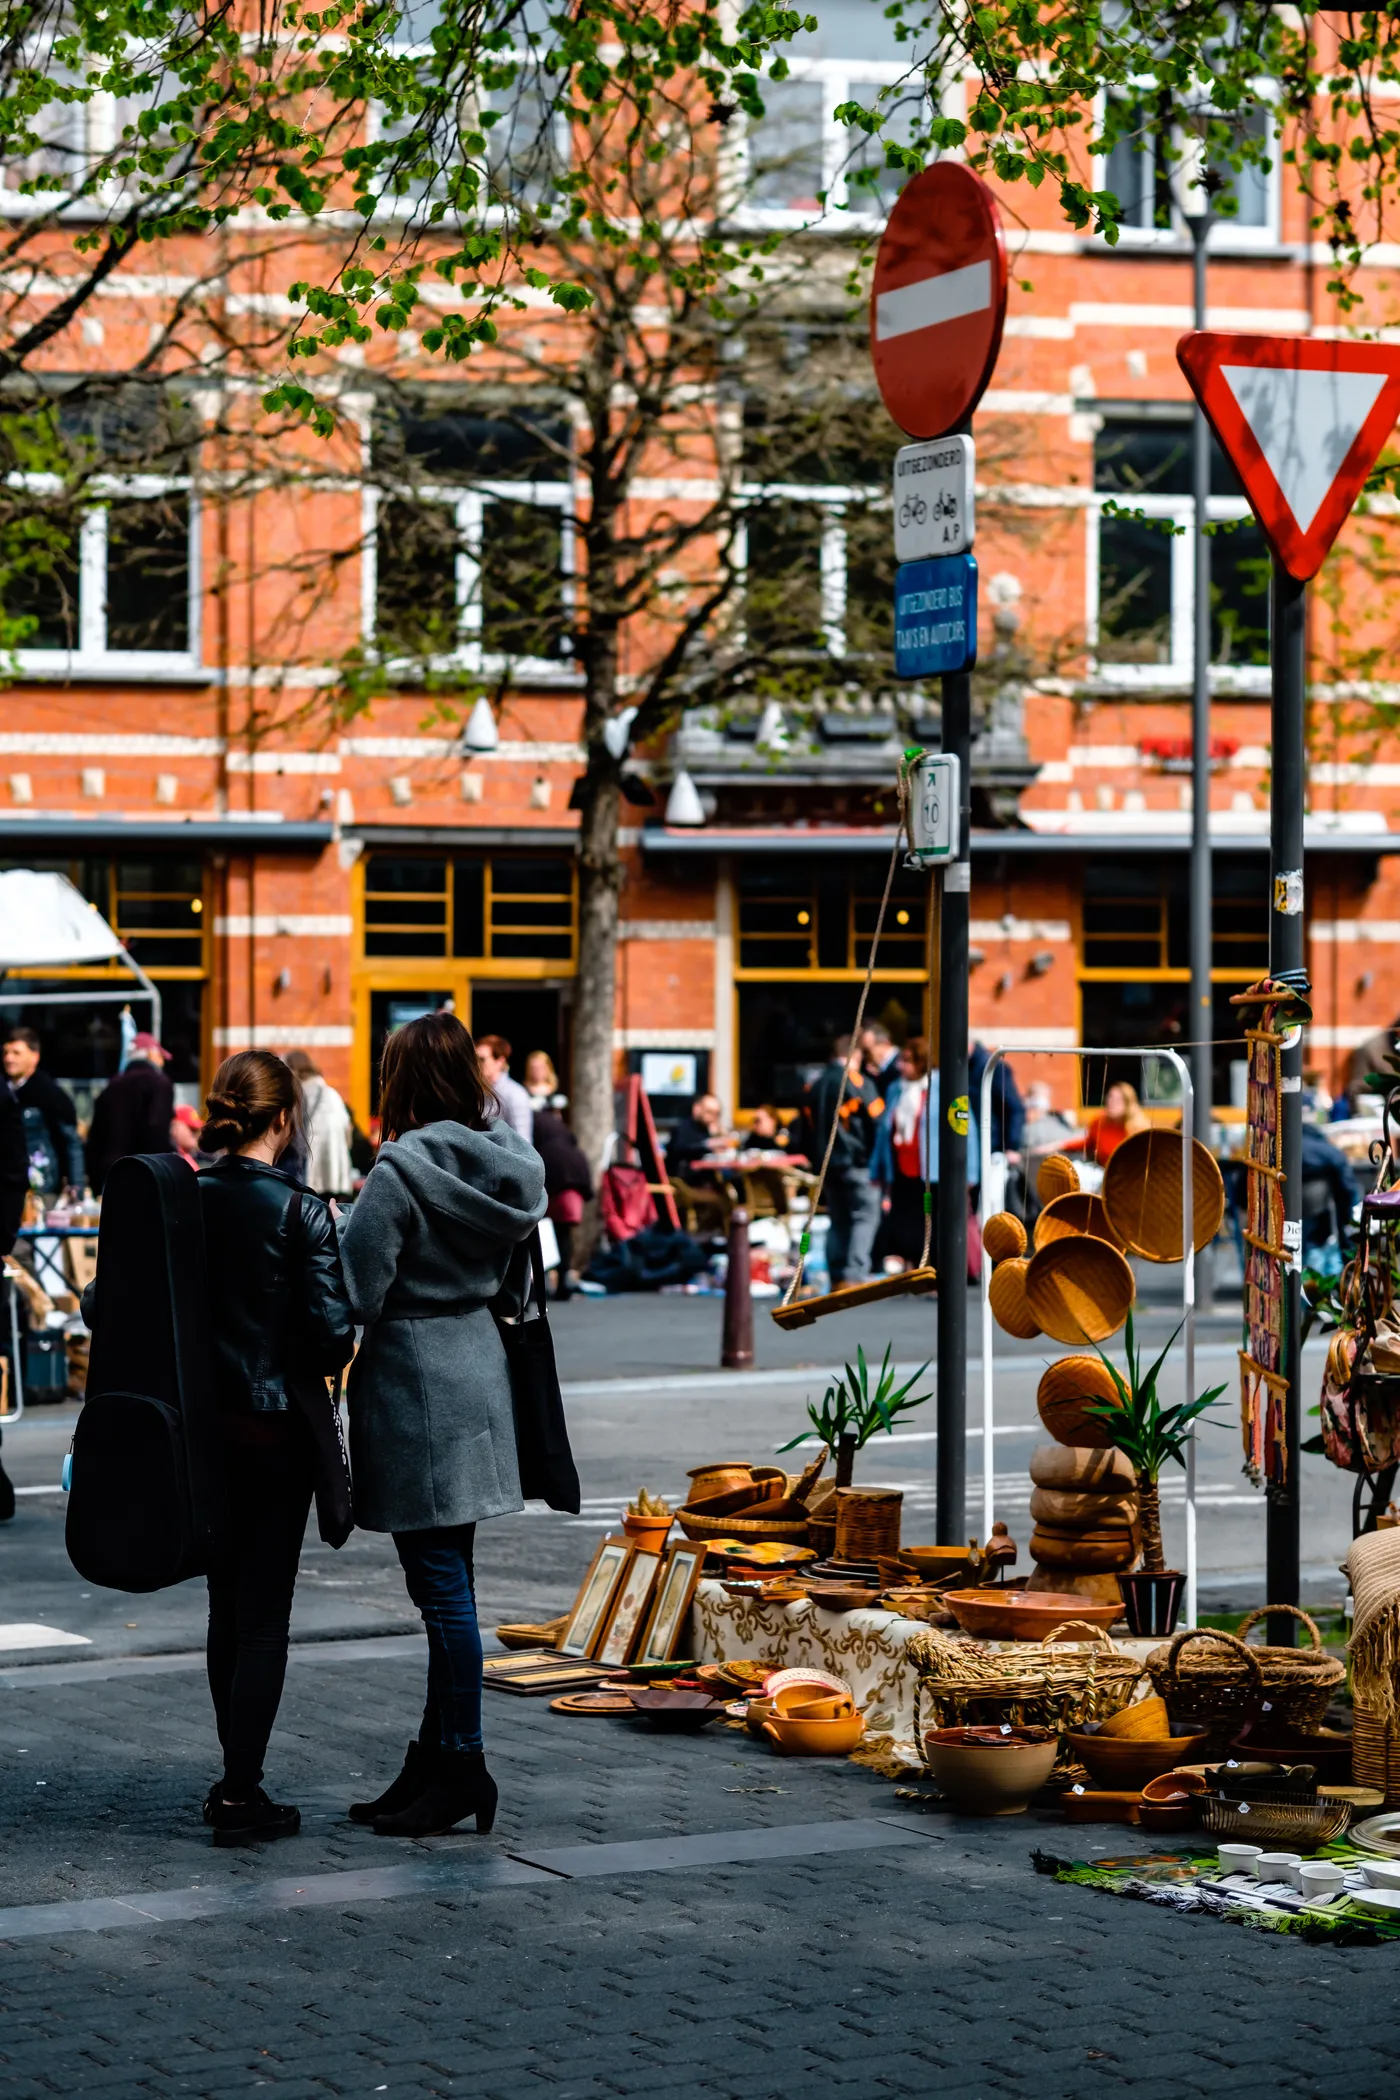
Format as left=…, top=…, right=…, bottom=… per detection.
left=1185, top=203, right=1214, bottom=1311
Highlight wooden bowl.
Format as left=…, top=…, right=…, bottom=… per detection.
left=683, top=1476, right=784, bottom=1518
left=1102, top=1130, right=1226, bottom=1263
left=1037, top=1154, right=1080, bottom=1202
left=1030, top=1525, right=1138, bottom=1573
left=984, top=1210, right=1028, bottom=1264
left=803, top=1584, right=879, bottom=1612
left=1025, top=1237, right=1134, bottom=1345
left=989, top=1257, right=1041, bottom=1339
left=943, top=1588, right=1121, bottom=1640
left=1029, top=1442, right=1137, bottom=1492
left=1033, top=1192, right=1126, bottom=1252
left=1068, top=1727, right=1212, bottom=1789
left=1029, top=1486, right=1138, bottom=1530
left=763, top=1711, right=865, bottom=1756
left=1036, top=1353, right=1124, bottom=1448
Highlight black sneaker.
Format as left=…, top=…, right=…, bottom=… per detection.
left=209, top=1788, right=301, bottom=1847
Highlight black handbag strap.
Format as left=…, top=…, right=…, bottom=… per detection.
left=519, top=1230, right=549, bottom=1324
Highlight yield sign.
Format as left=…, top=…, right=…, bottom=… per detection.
left=870, top=163, right=1007, bottom=441
left=1177, top=332, right=1400, bottom=580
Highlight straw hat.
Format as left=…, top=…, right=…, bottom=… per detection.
left=989, top=1256, right=1042, bottom=1339
left=1024, top=1237, right=1134, bottom=1345
left=983, top=1210, right=1028, bottom=1264
left=1101, top=1129, right=1226, bottom=1262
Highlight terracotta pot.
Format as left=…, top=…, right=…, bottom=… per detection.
left=1029, top=1442, right=1137, bottom=1492
left=763, top=1712, right=865, bottom=1756
left=922, top=1728, right=1059, bottom=1815
left=622, top=1512, right=673, bottom=1547
left=1029, top=1486, right=1138, bottom=1529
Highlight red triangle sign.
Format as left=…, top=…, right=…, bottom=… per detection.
left=1177, top=332, right=1400, bottom=581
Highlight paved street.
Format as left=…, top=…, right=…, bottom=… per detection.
left=0, top=1292, right=1382, bottom=2100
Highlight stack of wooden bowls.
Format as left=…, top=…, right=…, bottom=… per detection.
left=1027, top=1362, right=1140, bottom=1606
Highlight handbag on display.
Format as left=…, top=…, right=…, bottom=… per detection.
left=493, top=1231, right=581, bottom=1513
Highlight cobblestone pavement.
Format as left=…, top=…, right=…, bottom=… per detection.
left=0, top=1646, right=1395, bottom=2100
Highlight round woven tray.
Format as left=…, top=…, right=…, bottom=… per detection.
left=1037, top=1154, right=1080, bottom=1203
left=1025, top=1237, right=1134, bottom=1345
left=1101, top=1130, right=1226, bottom=1263
left=984, top=1210, right=1028, bottom=1264
left=1147, top=1611, right=1345, bottom=1731
left=1036, top=1353, right=1123, bottom=1447
left=1033, top=1192, right=1126, bottom=1252
left=989, top=1256, right=1041, bottom=1338
left=674, top=1506, right=811, bottom=1543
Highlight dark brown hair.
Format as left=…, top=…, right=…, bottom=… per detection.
left=901, top=1036, right=929, bottom=1080
left=203, top=1051, right=302, bottom=1154
left=378, top=1011, right=490, bottom=1142
left=3, top=1025, right=40, bottom=1052
left=475, top=1033, right=511, bottom=1061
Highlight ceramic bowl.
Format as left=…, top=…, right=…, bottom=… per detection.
left=921, top=1728, right=1059, bottom=1816
left=1217, top=1843, right=1262, bottom=1875
left=943, top=1589, right=1121, bottom=1640
left=1141, top=1770, right=1210, bottom=1803
left=1252, top=1852, right=1303, bottom=1887
left=1068, top=1728, right=1212, bottom=1791
left=1351, top=1886, right=1400, bottom=1920
left=762, top=1711, right=865, bottom=1757
left=1361, top=1859, right=1400, bottom=1891
left=771, top=1682, right=854, bottom=1720
left=1298, top=1862, right=1348, bottom=1900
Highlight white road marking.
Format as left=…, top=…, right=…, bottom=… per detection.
left=0, top=1623, right=91, bottom=1652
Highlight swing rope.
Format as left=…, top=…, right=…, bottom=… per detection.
left=780, top=756, right=920, bottom=1310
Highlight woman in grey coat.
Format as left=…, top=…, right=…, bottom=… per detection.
left=338, top=1011, right=545, bottom=1837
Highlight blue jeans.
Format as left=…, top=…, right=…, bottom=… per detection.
left=393, top=1523, right=483, bottom=1755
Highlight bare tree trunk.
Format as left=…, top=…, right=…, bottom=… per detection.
left=569, top=575, right=624, bottom=1260
left=1137, top=1475, right=1164, bottom=1572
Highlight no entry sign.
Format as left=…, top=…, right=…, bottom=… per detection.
left=870, top=163, right=1007, bottom=440
left=1178, top=332, right=1400, bottom=580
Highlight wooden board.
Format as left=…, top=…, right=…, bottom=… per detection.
left=771, top=1266, right=937, bottom=1329
left=482, top=1650, right=616, bottom=1697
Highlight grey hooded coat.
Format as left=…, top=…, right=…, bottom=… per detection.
left=339, top=1119, right=546, bottom=1533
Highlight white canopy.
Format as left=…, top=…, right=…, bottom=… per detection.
left=0, top=870, right=125, bottom=967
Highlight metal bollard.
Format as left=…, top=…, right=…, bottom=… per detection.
left=721, top=1204, right=754, bottom=1370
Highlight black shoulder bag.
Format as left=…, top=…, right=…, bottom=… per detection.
left=493, top=1231, right=581, bottom=1514
left=288, top=1188, right=354, bottom=1549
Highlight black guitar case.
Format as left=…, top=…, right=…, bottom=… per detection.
left=67, top=1153, right=228, bottom=1591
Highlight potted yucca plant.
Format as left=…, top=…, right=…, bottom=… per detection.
left=778, top=1343, right=933, bottom=1486
left=1083, top=1312, right=1225, bottom=1636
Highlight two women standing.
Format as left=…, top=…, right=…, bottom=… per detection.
left=191, top=1011, right=543, bottom=1843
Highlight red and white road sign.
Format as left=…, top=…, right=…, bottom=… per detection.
left=870, top=163, right=1007, bottom=441
left=1177, top=332, right=1400, bottom=581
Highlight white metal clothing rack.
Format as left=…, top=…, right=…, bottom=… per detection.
left=978, top=1044, right=1198, bottom=1630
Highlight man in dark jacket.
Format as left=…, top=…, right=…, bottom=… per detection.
left=969, top=1041, right=1026, bottom=1157
left=809, top=1038, right=882, bottom=1286
left=3, top=1026, right=84, bottom=1198
left=0, top=1085, right=26, bottom=1519
left=85, top=1033, right=176, bottom=1192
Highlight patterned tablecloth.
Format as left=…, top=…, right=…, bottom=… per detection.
left=692, top=1583, right=1159, bottom=1740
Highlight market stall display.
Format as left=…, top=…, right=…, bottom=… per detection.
left=1147, top=1612, right=1345, bottom=1737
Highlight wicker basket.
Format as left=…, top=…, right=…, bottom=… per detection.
left=1147, top=1610, right=1345, bottom=1732
left=1353, top=1703, right=1400, bottom=1806
left=1199, top=1794, right=1353, bottom=1850
left=1033, top=1192, right=1127, bottom=1252
left=984, top=1210, right=1028, bottom=1264
left=675, top=1505, right=811, bottom=1543
left=834, top=1486, right=902, bottom=1559
left=990, top=1256, right=1041, bottom=1339
left=1037, top=1154, right=1080, bottom=1203
left=910, top=1622, right=1142, bottom=1746
left=1025, top=1237, right=1134, bottom=1345
left=1036, top=1354, right=1123, bottom=1448
left=1101, top=1130, right=1226, bottom=1263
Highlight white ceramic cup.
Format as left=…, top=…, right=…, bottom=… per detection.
left=1218, top=1843, right=1263, bottom=1875
left=1298, top=1862, right=1347, bottom=1900
left=1252, top=1852, right=1303, bottom=1887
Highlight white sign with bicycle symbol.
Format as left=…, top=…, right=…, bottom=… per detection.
left=893, top=434, right=975, bottom=561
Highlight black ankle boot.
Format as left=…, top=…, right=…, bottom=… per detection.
left=373, top=1749, right=497, bottom=1837
left=348, top=1741, right=424, bottom=1825
left=209, top=1787, right=300, bottom=1847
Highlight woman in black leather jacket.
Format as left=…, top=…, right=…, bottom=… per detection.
left=197, top=1050, right=355, bottom=1846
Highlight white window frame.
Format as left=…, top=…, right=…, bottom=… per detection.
left=5, top=472, right=201, bottom=676
left=1093, top=86, right=1281, bottom=251
left=737, top=481, right=885, bottom=657
left=1087, top=484, right=1269, bottom=693
left=364, top=478, right=578, bottom=681
left=734, top=59, right=924, bottom=230
left=366, top=47, right=570, bottom=224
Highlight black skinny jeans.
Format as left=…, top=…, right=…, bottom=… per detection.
left=206, top=1417, right=314, bottom=1795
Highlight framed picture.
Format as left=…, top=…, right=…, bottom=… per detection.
left=596, top=1548, right=665, bottom=1667
left=635, top=1542, right=706, bottom=1666
left=559, top=1536, right=634, bottom=1658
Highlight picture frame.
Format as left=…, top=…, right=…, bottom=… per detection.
left=595, top=1547, right=665, bottom=1667
left=634, top=1542, right=706, bottom=1666
left=558, top=1536, right=634, bottom=1657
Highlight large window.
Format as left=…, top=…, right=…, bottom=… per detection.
left=361, top=852, right=577, bottom=964
left=1091, top=414, right=1270, bottom=684
left=1100, top=96, right=1277, bottom=246
left=742, top=0, right=923, bottom=221
left=368, top=408, right=574, bottom=673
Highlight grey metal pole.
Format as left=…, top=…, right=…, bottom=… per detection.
left=1186, top=210, right=1214, bottom=1313
left=936, top=665, right=971, bottom=1547
left=1267, top=554, right=1306, bottom=1641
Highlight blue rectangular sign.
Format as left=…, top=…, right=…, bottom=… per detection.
left=893, top=554, right=977, bottom=678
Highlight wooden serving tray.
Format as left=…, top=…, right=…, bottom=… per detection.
left=483, top=1649, right=616, bottom=1697
left=771, top=1266, right=937, bottom=1329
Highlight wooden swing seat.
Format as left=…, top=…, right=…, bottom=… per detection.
left=771, top=1265, right=937, bottom=1329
